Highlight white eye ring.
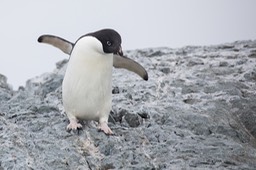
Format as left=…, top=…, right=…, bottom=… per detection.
left=107, top=41, right=112, bottom=46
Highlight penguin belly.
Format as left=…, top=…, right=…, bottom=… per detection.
left=62, top=42, right=113, bottom=122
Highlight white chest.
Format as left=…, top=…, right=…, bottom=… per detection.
left=62, top=37, right=113, bottom=120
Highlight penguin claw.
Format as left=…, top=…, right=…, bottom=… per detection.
left=66, top=121, right=82, bottom=131
left=98, top=122, right=114, bottom=135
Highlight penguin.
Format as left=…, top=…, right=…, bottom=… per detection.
left=38, top=29, right=148, bottom=135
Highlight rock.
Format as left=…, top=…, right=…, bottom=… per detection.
left=248, top=50, right=256, bottom=58
left=239, top=107, right=256, bottom=138
left=219, top=61, right=229, bottom=67
left=160, top=67, right=171, bottom=74
left=112, top=86, right=120, bottom=94
left=138, top=112, right=150, bottom=119
left=0, top=74, right=8, bottom=88
left=0, top=74, right=13, bottom=103
left=0, top=74, right=12, bottom=91
left=124, top=113, right=141, bottom=127
left=244, top=69, right=256, bottom=81
left=56, top=59, right=68, bottom=69
left=218, top=44, right=234, bottom=49
left=187, top=58, right=204, bottom=67
left=183, top=98, right=202, bottom=104
left=1, top=40, right=256, bottom=169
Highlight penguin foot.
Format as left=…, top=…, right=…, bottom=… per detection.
left=67, top=120, right=82, bottom=131
left=98, top=122, right=113, bottom=135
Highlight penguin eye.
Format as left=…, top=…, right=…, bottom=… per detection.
left=106, top=41, right=112, bottom=46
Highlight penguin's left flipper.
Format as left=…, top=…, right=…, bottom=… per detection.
left=38, top=35, right=74, bottom=55
left=113, top=55, right=148, bottom=81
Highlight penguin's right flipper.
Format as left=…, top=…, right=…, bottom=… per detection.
left=38, top=35, right=74, bottom=55
left=113, top=54, right=148, bottom=81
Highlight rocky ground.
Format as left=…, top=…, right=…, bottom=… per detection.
left=1, top=40, right=256, bottom=169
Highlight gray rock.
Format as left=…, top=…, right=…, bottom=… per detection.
left=1, top=40, right=256, bottom=169
left=112, top=86, right=120, bottom=94
left=0, top=74, right=8, bottom=89
left=187, top=58, right=204, bottom=67
left=160, top=67, right=171, bottom=74
left=124, top=113, right=141, bottom=127
left=244, top=69, right=256, bottom=81
left=0, top=74, right=13, bottom=105
left=219, top=61, right=229, bottom=67
left=248, top=51, right=256, bottom=58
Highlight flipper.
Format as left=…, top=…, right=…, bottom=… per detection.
left=113, top=55, right=148, bottom=81
left=38, top=35, right=74, bottom=55
left=38, top=35, right=148, bottom=81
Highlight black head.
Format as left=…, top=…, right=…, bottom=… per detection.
left=86, top=29, right=123, bottom=56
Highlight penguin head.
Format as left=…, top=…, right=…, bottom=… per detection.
left=86, top=29, right=123, bottom=56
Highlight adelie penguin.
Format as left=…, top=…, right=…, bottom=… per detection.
left=38, top=29, right=148, bottom=135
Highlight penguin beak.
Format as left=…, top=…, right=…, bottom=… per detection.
left=117, top=46, right=123, bottom=56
